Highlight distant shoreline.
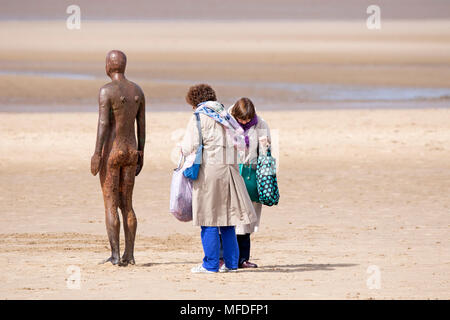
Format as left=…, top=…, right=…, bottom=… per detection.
left=1, top=101, right=449, bottom=113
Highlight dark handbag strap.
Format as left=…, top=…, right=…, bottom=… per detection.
left=257, top=134, right=259, bottom=157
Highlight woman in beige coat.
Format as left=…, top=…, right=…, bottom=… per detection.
left=180, top=84, right=257, bottom=273
left=229, top=97, right=271, bottom=268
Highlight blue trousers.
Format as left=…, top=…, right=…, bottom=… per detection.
left=201, top=226, right=239, bottom=272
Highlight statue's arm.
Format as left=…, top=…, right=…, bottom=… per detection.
left=135, top=92, right=146, bottom=176
left=91, top=87, right=111, bottom=176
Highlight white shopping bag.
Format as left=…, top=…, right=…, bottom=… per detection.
left=169, top=153, right=195, bottom=222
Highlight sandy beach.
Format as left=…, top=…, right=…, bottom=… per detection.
left=0, top=2, right=449, bottom=299
left=0, top=108, right=449, bottom=299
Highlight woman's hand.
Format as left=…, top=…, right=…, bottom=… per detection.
left=259, top=136, right=270, bottom=155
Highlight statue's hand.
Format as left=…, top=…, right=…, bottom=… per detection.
left=91, top=153, right=102, bottom=176
left=135, top=151, right=144, bottom=176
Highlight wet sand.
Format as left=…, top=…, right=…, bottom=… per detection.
left=2, top=0, right=450, bottom=21
left=1, top=20, right=450, bottom=109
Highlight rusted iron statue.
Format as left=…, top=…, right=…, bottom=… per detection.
left=91, top=50, right=146, bottom=266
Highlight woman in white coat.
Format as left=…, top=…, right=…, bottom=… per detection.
left=180, top=85, right=257, bottom=273
left=229, top=97, right=271, bottom=268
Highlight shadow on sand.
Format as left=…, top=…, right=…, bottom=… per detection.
left=138, top=261, right=199, bottom=267
left=137, top=262, right=358, bottom=273
left=238, top=263, right=358, bottom=273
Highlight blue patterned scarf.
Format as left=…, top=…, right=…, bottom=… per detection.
left=195, top=101, right=246, bottom=150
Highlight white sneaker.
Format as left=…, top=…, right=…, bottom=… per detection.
left=219, top=264, right=238, bottom=273
left=191, top=264, right=216, bottom=274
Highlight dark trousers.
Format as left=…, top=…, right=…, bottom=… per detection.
left=237, top=233, right=251, bottom=265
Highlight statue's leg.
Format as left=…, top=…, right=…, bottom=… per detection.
left=99, top=164, right=121, bottom=265
left=119, top=164, right=137, bottom=266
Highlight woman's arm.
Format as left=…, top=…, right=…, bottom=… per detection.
left=180, top=114, right=201, bottom=156
left=257, top=117, right=272, bottom=156
left=257, top=117, right=271, bottom=143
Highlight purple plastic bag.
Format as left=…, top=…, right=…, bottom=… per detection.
left=169, top=154, right=194, bottom=222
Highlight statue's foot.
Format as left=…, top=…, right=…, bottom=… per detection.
left=99, top=256, right=120, bottom=265
left=120, top=255, right=135, bottom=266
left=118, top=258, right=128, bottom=267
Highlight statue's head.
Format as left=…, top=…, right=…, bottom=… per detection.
left=105, top=50, right=127, bottom=77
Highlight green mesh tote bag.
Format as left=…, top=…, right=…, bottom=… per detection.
left=256, top=147, right=280, bottom=206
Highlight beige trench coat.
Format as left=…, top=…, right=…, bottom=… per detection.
left=180, top=113, right=257, bottom=227
left=234, top=113, right=271, bottom=235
